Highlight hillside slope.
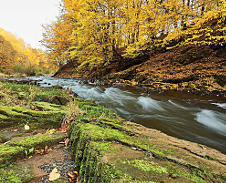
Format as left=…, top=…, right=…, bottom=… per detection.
left=54, top=44, right=226, bottom=97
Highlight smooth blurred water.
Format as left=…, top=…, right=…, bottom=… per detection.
left=28, top=76, right=226, bottom=154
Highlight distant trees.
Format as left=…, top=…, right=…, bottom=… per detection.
left=42, top=0, right=226, bottom=69
left=0, top=34, right=16, bottom=68
left=0, top=28, right=55, bottom=74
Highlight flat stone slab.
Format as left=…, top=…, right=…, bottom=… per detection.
left=68, top=117, right=226, bottom=182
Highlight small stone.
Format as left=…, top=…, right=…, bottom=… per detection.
left=131, top=147, right=136, bottom=150
left=24, top=122, right=30, bottom=131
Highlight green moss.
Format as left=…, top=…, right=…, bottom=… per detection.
left=69, top=123, right=124, bottom=182
left=0, top=106, right=28, bottom=117
left=92, top=142, right=118, bottom=154
left=0, top=113, right=8, bottom=119
left=69, top=117, right=220, bottom=183
left=98, top=117, right=126, bottom=130
left=69, top=122, right=171, bottom=182
left=127, top=160, right=168, bottom=173
left=32, top=101, right=67, bottom=111
left=12, top=106, right=66, bottom=117
left=69, top=122, right=169, bottom=160
left=0, top=144, right=25, bottom=157
left=0, top=164, right=33, bottom=182
left=0, top=144, right=25, bottom=165
left=83, top=123, right=126, bottom=141
left=80, top=104, right=117, bottom=119
left=51, top=178, right=69, bottom=183
left=0, top=133, right=65, bottom=166
left=8, top=133, right=65, bottom=149
left=166, top=165, right=208, bottom=183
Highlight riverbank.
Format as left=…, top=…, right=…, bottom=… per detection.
left=2, top=76, right=226, bottom=153
left=0, top=81, right=226, bottom=182
left=54, top=44, right=226, bottom=98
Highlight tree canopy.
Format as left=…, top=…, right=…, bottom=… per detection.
left=42, top=0, right=226, bottom=69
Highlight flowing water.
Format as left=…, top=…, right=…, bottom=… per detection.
left=28, top=76, right=226, bottom=154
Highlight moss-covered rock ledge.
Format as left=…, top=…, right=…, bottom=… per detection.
left=0, top=81, right=226, bottom=182
left=68, top=104, right=226, bottom=183
left=0, top=81, right=69, bottom=182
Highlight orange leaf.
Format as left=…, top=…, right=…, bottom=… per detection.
left=45, top=146, right=48, bottom=152
left=65, top=138, right=70, bottom=147
left=67, top=172, right=75, bottom=180
left=61, top=122, right=67, bottom=130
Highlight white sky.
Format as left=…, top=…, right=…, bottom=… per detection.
left=0, top=0, right=61, bottom=49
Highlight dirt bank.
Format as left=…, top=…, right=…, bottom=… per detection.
left=54, top=44, right=226, bottom=98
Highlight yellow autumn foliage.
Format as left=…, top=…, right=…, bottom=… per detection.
left=42, top=0, right=226, bottom=69
left=0, top=28, right=55, bottom=74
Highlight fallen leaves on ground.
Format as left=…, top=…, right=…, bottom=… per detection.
left=68, top=171, right=79, bottom=183
left=49, top=167, right=60, bottom=181
left=59, top=138, right=70, bottom=147
left=46, top=129, right=56, bottom=134
left=35, top=146, right=52, bottom=155
left=60, top=122, right=68, bottom=133
left=30, top=105, right=35, bottom=110
left=65, top=138, right=70, bottom=147
left=68, top=171, right=75, bottom=180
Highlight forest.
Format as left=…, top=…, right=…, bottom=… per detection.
left=42, top=0, right=226, bottom=68
left=0, top=28, right=55, bottom=76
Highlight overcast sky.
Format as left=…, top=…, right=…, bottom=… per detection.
left=0, top=0, right=61, bottom=49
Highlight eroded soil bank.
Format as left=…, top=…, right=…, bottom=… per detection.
left=0, top=81, right=226, bottom=182
left=54, top=44, right=226, bottom=98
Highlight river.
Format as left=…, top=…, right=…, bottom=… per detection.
left=27, top=76, right=226, bottom=154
